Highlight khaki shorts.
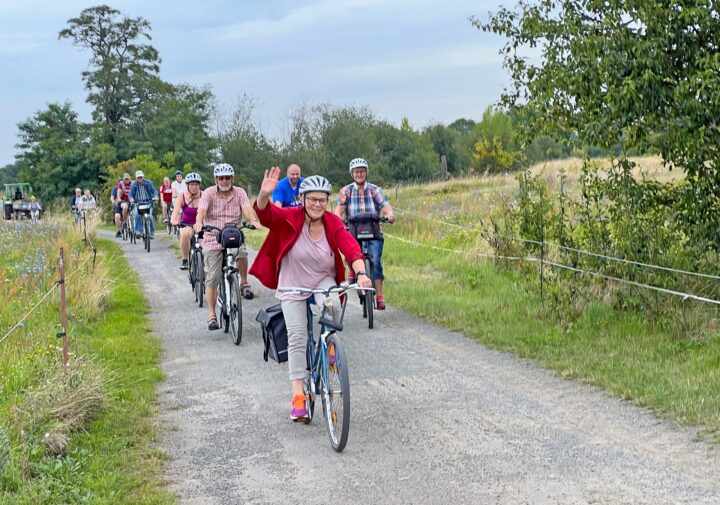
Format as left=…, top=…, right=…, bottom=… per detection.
left=204, top=245, right=248, bottom=288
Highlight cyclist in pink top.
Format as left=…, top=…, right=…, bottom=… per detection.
left=171, top=172, right=203, bottom=270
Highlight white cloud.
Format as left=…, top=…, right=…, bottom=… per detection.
left=211, top=0, right=398, bottom=42
left=0, top=32, right=47, bottom=54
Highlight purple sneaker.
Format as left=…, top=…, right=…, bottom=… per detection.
left=291, top=395, right=309, bottom=423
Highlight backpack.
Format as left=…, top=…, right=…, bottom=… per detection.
left=255, top=304, right=288, bottom=363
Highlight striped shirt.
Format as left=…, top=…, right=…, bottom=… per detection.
left=198, top=185, right=251, bottom=251
left=337, top=182, right=389, bottom=217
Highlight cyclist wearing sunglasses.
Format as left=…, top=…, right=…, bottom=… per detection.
left=195, top=163, right=260, bottom=331
left=250, top=167, right=371, bottom=421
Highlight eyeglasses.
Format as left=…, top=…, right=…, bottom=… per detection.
left=216, top=176, right=232, bottom=181
left=305, top=197, right=328, bottom=206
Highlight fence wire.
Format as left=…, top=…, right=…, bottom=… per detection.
left=394, top=206, right=720, bottom=281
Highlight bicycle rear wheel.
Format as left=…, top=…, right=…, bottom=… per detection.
left=228, top=275, right=243, bottom=345
left=365, top=258, right=374, bottom=329
left=321, top=334, right=350, bottom=452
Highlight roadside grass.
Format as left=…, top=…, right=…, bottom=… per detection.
left=0, top=219, right=172, bottom=503
left=382, top=158, right=720, bottom=440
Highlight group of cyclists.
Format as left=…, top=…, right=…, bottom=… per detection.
left=110, top=158, right=395, bottom=423
left=69, top=187, right=97, bottom=224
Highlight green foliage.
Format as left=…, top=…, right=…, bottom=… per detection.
left=476, top=1, right=720, bottom=240
left=473, top=137, right=518, bottom=174
left=0, top=164, right=20, bottom=186
left=125, top=84, right=217, bottom=170
left=15, top=103, right=99, bottom=202
left=423, top=123, right=473, bottom=175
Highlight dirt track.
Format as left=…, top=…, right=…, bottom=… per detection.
left=109, top=230, right=720, bottom=505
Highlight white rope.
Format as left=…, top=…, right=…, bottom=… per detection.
left=0, top=284, right=58, bottom=346
left=0, top=248, right=95, bottom=347
left=383, top=232, right=539, bottom=262
left=543, top=260, right=720, bottom=305
left=394, top=206, right=720, bottom=281
left=384, top=231, right=720, bottom=306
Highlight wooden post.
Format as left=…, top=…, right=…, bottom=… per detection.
left=540, top=214, right=545, bottom=307
left=440, top=155, right=449, bottom=181
left=58, top=248, right=69, bottom=368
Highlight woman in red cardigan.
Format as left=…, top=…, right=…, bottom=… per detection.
left=250, top=167, right=372, bottom=422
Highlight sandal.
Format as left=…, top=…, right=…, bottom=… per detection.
left=241, top=283, right=254, bottom=300
left=208, top=317, right=220, bottom=331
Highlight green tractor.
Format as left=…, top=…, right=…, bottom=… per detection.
left=3, top=183, right=39, bottom=220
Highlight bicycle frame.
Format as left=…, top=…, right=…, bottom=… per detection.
left=305, top=293, right=348, bottom=400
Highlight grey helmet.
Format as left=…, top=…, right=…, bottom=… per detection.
left=348, top=157, right=368, bottom=173
left=184, top=172, right=202, bottom=183
left=299, top=175, right=332, bottom=195
left=213, top=163, right=234, bottom=177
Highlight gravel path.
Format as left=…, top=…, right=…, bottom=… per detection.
left=107, top=230, right=720, bottom=505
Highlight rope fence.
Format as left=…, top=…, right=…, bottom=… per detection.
left=383, top=224, right=720, bottom=305
left=1, top=216, right=99, bottom=365
left=394, top=206, right=720, bottom=281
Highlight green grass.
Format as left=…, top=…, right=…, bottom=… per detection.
left=0, top=237, right=173, bottom=504
left=383, top=237, right=720, bottom=439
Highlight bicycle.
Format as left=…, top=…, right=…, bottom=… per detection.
left=121, top=204, right=135, bottom=244
left=165, top=202, right=177, bottom=236
left=134, top=201, right=154, bottom=253
left=346, top=212, right=390, bottom=329
left=179, top=223, right=205, bottom=307
left=277, top=283, right=371, bottom=452
left=202, top=222, right=255, bottom=345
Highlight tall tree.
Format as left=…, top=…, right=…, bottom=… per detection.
left=59, top=5, right=161, bottom=146
left=15, top=103, right=94, bottom=201
left=121, top=83, right=217, bottom=170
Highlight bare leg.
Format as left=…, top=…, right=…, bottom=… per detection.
left=180, top=227, right=191, bottom=260
left=207, top=287, right=217, bottom=320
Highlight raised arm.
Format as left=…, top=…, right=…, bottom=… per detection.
left=256, top=167, right=282, bottom=210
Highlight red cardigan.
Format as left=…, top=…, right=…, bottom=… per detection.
left=249, top=202, right=364, bottom=289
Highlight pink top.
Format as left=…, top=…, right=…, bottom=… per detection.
left=277, top=224, right=335, bottom=301
left=180, top=191, right=201, bottom=225
left=198, top=185, right=251, bottom=251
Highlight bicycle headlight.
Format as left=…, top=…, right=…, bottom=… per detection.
left=323, top=297, right=334, bottom=308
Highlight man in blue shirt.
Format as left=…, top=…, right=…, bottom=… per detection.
left=272, top=164, right=303, bottom=207
left=129, top=170, right=159, bottom=239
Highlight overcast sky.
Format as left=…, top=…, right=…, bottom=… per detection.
left=0, top=0, right=509, bottom=167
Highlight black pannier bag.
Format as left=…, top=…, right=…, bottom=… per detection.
left=255, top=304, right=288, bottom=363
left=217, top=224, right=245, bottom=248
left=347, top=211, right=381, bottom=240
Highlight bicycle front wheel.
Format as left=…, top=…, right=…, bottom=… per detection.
left=144, top=218, right=151, bottom=252
left=228, top=275, right=243, bottom=345
left=196, top=252, right=205, bottom=307
left=365, top=258, right=374, bottom=329
left=321, top=334, right=350, bottom=452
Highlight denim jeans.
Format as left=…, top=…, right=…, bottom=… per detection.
left=366, top=237, right=384, bottom=280
left=133, top=203, right=155, bottom=235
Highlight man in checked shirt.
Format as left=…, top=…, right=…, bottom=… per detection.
left=334, top=157, right=395, bottom=310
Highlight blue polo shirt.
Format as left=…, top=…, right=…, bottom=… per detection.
left=272, top=176, right=303, bottom=207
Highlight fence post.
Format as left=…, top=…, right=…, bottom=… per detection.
left=58, top=248, right=69, bottom=368
left=540, top=214, right=546, bottom=307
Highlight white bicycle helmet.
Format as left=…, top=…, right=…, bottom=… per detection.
left=348, top=157, right=368, bottom=173
left=299, top=175, right=332, bottom=195
left=185, top=172, right=202, bottom=183
left=213, top=163, right=234, bottom=177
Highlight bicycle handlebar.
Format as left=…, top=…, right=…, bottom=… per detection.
left=202, top=222, right=256, bottom=233
left=277, top=283, right=375, bottom=296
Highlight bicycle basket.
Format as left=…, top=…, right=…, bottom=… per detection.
left=137, top=204, right=151, bottom=215
left=217, top=225, right=244, bottom=248
left=347, top=212, right=381, bottom=240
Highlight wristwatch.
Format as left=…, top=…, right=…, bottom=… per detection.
left=355, top=271, right=367, bottom=277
